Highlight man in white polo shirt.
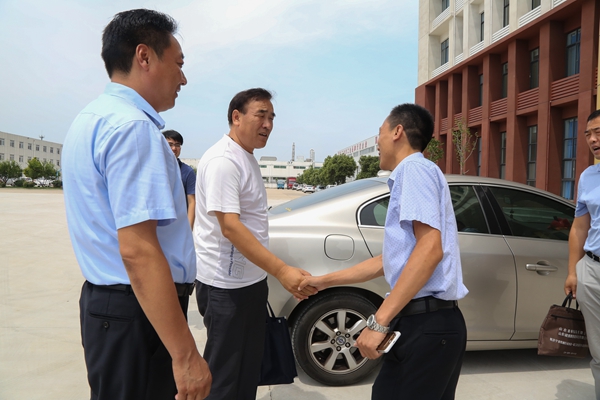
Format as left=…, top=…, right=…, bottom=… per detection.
left=193, top=88, right=316, bottom=399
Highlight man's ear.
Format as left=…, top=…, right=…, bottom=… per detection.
left=134, top=44, right=151, bottom=71
left=392, top=124, right=404, bottom=141
left=231, top=109, right=241, bottom=126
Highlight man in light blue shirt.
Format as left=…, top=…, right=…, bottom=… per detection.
left=301, top=103, right=468, bottom=399
left=565, top=109, right=600, bottom=400
left=62, top=9, right=210, bottom=400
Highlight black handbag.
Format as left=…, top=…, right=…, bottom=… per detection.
left=538, top=293, right=589, bottom=358
left=258, top=302, right=298, bottom=385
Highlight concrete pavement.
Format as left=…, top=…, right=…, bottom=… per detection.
left=0, top=188, right=595, bottom=399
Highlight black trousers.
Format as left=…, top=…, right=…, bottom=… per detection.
left=372, top=307, right=467, bottom=400
left=79, top=281, right=189, bottom=400
left=196, top=278, right=268, bottom=400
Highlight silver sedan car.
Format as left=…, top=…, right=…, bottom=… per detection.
left=267, top=175, right=574, bottom=386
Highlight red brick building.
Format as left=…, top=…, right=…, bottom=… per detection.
left=415, top=0, right=599, bottom=199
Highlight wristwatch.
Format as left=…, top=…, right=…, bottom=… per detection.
left=366, top=314, right=390, bottom=334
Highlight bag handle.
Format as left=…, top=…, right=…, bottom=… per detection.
left=562, top=293, right=580, bottom=310
left=266, top=301, right=276, bottom=318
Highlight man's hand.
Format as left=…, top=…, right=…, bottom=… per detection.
left=565, top=273, right=578, bottom=298
left=298, top=275, right=329, bottom=292
left=275, top=265, right=318, bottom=300
left=173, top=350, right=212, bottom=400
left=356, top=328, right=386, bottom=360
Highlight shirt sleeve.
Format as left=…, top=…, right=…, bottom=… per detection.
left=396, top=162, right=443, bottom=232
left=575, top=171, right=588, bottom=217
left=99, top=121, right=177, bottom=229
left=203, top=157, right=241, bottom=216
left=183, top=164, right=196, bottom=195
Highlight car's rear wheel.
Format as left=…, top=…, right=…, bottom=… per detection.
left=291, top=291, right=382, bottom=386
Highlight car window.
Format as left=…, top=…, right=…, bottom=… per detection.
left=359, top=196, right=389, bottom=227
left=449, top=185, right=489, bottom=234
left=488, top=186, right=574, bottom=241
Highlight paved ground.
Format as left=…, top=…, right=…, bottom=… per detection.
left=0, top=188, right=596, bottom=399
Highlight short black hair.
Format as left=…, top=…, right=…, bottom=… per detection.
left=588, top=110, right=600, bottom=123
left=387, top=103, right=434, bottom=152
left=163, top=129, right=183, bottom=145
left=227, top=88, right=273, bottom=126
left=101, top=9, right=177, bottom=77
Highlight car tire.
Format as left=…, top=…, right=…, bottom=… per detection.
left=291, top=291, right=382, bottom=386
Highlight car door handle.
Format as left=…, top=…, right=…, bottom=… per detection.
left=526, top=264, right=558, bottom=273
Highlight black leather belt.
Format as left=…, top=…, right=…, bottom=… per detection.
left=102, top=282, right=195, bottom=297
left=398, top=296, right=458, bottom=317
left=586, top=251, right=600, bottom=263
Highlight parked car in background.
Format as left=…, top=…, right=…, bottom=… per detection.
left=315, top=185, right=325, bottom=192
left=325, top=184, right=337, bottom=189
left=292, top=182, right=299, bottom=191
left=267, top=175, right=574, bottom=386
left=302, top=185, right=315, bottom=193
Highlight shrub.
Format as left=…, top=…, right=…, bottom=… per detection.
left=14, top=179, right=24, bottom=187
left=0, top=182, right=5, bottom=188
left=23, top=181, right=36, bottom=188
left=52, top=180, right=63, bottom=188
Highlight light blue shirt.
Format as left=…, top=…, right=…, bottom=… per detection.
left=575, top=163, right=600, bottom=254
left=62, top=82, right=196, bottom=285
left=382, top=152, right=468, bottom=301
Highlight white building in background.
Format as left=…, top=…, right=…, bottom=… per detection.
left=180, top=157, right=323, bottom=189
left=0, top=131, right=63, bottom=170
left=336, top=135, right=379, bottom=180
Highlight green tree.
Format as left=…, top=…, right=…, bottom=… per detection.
left=0, top=160, right=23, bottom=185
left=320, top=154, right=357, bottom=185
left=424, top=137, right=444, bottom=164
left=452, top=119, right=479, bottom=175
left=356, top=155, right=380, bottom=180
left=24, top=158, right=59, bottom=186
left=296, top=166, right=323, bottom=186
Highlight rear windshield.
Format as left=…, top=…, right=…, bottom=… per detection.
left=269, top=178, right=386, bottom=215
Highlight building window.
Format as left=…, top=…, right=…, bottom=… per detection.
left=10, top=154, right=14, bottom=161
left=480, top=12, right=485, bottom=42
left=503, top=0, right=510, bottom=28
left=501, top=63, right=508, bottom=98
left=441, top=38, right=449, bottom=65
left=527, top=126, right=537, bottom=186
left=27, top=157, right=31, bottom=161
left=562, top=118, right=578, bottom=199
left=294, top=166, right=306, bottom=169
left=532, top=0, right=540, bottom=8
left=566, top=28, right=581, bottom=77
left=50, top=147, right=54, bottom=153
left=57, top=148, right=60, bottom=155
left=500, top=132, right=507, bottom=179
left=19, top=155, right=23, bottom=162
left=479, top=74, right=484, bottom=106
left=57, top=160, right=60, bottom=167
left=19, top=141, right=23, bottom=149
left=259, top=165, right=267, bottom=168
left=36, top=145, right=39, bottom=151
left=0, top=153, right=4, bottom=160
left=0, top=138, right=3, bottom=146
left=274, top=165, right=286, bottom=169
left=43, top=158, right=46, bottom=162
left=10, top=140, right=14, bottom=147
left=442, top=0, right=449, bottom=11
left=530, top=48, right=539, bottom=89
left=27, top=143, right=32, bottom=150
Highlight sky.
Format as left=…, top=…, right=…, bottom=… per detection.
left=0, top=0, right=419, bottom=162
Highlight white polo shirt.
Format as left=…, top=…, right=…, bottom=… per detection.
left=194, top=135, right=268, bottom=289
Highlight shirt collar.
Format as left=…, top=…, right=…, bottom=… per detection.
left=104, top=82, right=165, bottom=130
left=387, top=152, right=424, bottom=189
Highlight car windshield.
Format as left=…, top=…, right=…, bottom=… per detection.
left=269, top=178, right=386, bottom=215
